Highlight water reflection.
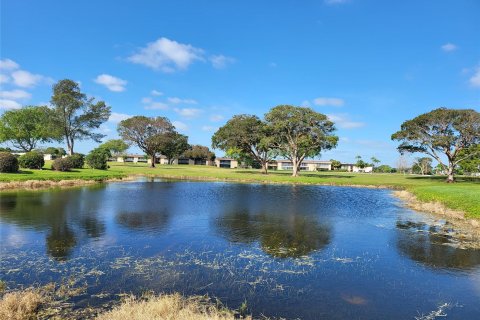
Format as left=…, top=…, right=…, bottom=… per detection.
left=396, top=219, right=480, bottom=270
left=116, top=210, right=169, bottom=232
left=0, top=188, right=106, bottom=261
left=215, top=210, right=331, bottom=258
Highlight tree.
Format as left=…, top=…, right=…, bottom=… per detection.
left=265, top=105, right=338, bottom=177
left=44, top=147, right=66, bottom=157
left=183, top=145, right=215, bottom=163
left=117, top=116, right=175, bottom=168
left=212, top=115, right=276, bottom=174
left=376, top=164, right=394, bottom=173
left=0, top=106, right=61, bottom=152
left=355, top=155, right=368, bottom=169
left=371, top=156, right=380, bottom=169
left=392, top=108, right=480, bottom=182
left=412, top=157, right=433, bottom=175
left=457, top=144, right=480, bottom=175
left=99, top=139, right=129, bottom=156
left=396, top=154, right=410, bottom=174
left=330, top=159, right=342, bottom=170
left=51, top=79, right=111, bottom=155
left=160, top=133, right=189, bottom=164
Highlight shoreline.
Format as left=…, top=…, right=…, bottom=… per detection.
left=1, top=173, right=476, bottom=224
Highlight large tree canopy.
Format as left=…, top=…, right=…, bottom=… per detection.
left=99, top=139, right=129, bottom=156
left=391, top=107, right=480, bottom=182
left=117, top=116, right=175, bottom=167
left=51, top=79, right=111, bottom=155
left=160, top=132, right=189, bottom=164
left=265, top=105, right=338, bottom=176
left=457, top=144, right=480, bottom=174
left=0, top=106, right=61, bottom=152
left=183, top=145, right=215, bottom=162
left=212, top=115, right=276, bottom=174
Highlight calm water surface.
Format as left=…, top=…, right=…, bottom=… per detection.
left=1, top=179, right=479, bottom=319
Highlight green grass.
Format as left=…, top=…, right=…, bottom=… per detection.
left=1, top=161, right=479, bottom=217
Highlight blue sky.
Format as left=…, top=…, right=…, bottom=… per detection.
left=1, top=0, right=479, bottom=166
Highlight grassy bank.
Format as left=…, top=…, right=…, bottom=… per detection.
left=0, top=286, right=250, bottom=320
left=1, top=161, right=479, bottom=217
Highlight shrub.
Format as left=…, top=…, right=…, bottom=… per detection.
left=85, top=148, right=110, bottom=170
left=0, top=152, right=19, bottom=173
left=68, top=153, right=85, bottom=169
left=18, top=151, right=45, bottom=169
left=51, top=158, right=72, bottom=171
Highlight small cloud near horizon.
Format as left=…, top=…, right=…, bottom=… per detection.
left=441, top=43, right=458, bottom=52
left=94, top=74, right=127, bottom=92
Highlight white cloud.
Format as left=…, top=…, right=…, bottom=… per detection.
left=167, top=97, right=197, bottom=104
left=11, top=70, right=48, bottom=88
left=201, top=125, right=215, bottom=132
left=313, top=97, right=344, bottom=107
left=128, top=37, right=205, bottom=72
left=174, top=108, right=202, bottom=118
left=210, top=114, right=224, bottom=122
left=327, top=113, right=365, bottom=129
left=0, top=99, right=22, bottom=109
left=109, top=112, right=132, bottom=123
left=144, top=101, right=169, bottom=110
left=172, top=120, right=188, bottom=131
left=0, top=89, right=31, bottom=100
left=141, top=97, right=152, bottom=104
left=94, top=74, right=127, bottom=92
left=210, top=55, right=235, bottom=69
left=0, top=74, right=9, bottom=84
left=151, top=90, right=163, bottom=96
left=441, top=43, right=458, bottom=52
left=0, top=59, right=19, bottom=71
left=469, top=67, right=480, bottom=88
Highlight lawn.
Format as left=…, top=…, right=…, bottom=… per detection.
left=1, top=161, right=479, bottom=217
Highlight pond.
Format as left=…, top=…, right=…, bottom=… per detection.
left=1, top=179, right=480, bottom=319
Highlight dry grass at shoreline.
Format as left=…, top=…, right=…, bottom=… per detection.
left=97, top=293, right=251, bottom=320
left=0, top=286, right=252, bottom=320
left=0, top=289, right=44, bottom=320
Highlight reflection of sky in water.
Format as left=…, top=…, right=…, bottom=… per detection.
left=0, top=180, right=479, bottom=319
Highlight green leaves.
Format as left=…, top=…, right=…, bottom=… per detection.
left=392, top=107, right=480, bottom=181
left=50, top=79, right=111, bottom=154
left=0, top=105, right=61, bottom=151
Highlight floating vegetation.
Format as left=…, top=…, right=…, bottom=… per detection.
left=414, top=303, right=462, bottom=320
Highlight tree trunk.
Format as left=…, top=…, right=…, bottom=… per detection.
left=67, top=139, right=74, bottom=155
left=150, top=154, right=156, bottom=168
left=261, top=162, right=268, bottom=175
left=292, top=158, right=299, bottom=177
left=446, top=163, right=455, bottom=183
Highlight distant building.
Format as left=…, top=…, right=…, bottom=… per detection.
left=214, top=158, right=238, bottom=168
left=341, top=163, right=373, bottom=173
left=116, top=154, right=148, bottom=163
left=276, top=159, right=332, bottom=171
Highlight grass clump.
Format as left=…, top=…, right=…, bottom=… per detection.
left=0, top=288, right=44, bottom=320
left=96, top=293, right=250, bottom=320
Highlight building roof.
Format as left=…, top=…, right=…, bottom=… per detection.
left=276, top=159, right=332, bottom=164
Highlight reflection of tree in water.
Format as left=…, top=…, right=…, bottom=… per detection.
left=116, top=210, right=169, bottom=231
left=46, top=225, right=77, bottom=261
left=0, top=188, right=106, bottom=261
left=215, top=210, right=331, bottom=258
left=396, top=219, right=480, bottom=270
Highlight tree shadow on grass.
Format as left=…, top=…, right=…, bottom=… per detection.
left=16, top=170, right=34, bottom=174
left=406, top=175, right=480, bottom=183
left=234, top=170, right=354, bottom=179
